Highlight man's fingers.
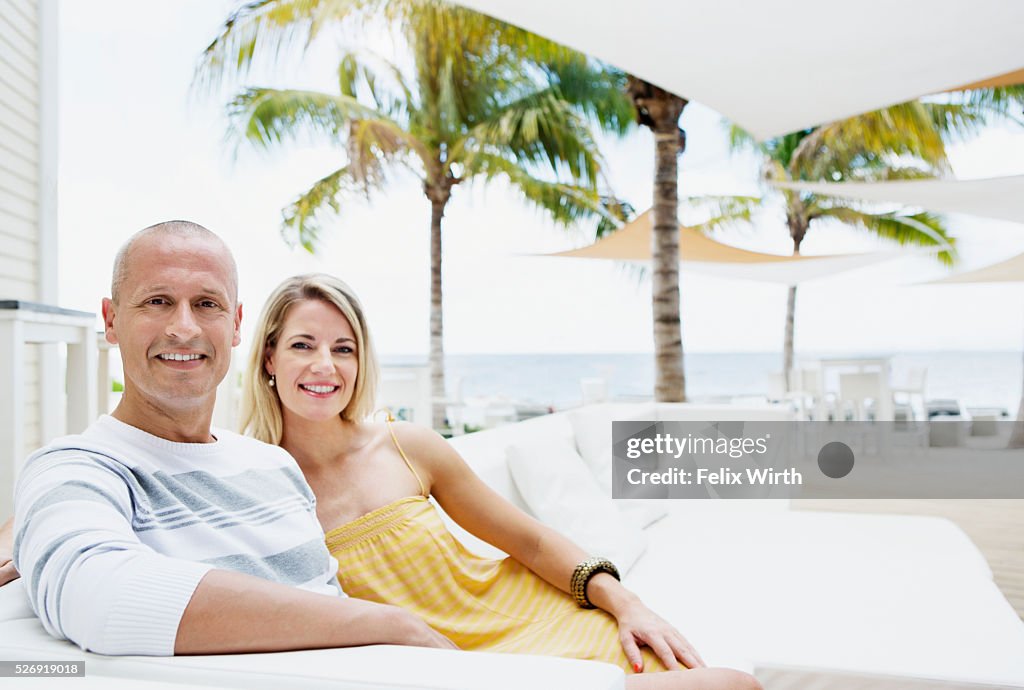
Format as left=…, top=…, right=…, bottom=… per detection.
left=0, top=560, right=20, bottom=587
left=619, top=631, right=644, bottom=673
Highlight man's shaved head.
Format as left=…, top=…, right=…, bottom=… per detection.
left=111, top=221, right=238, bottom=304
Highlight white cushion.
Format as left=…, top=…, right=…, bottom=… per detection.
left=0, top=616, right=625, bottom=689
left=0, top=579, right=34, bottom=622
left=507, top=435, right=646, bottom=573
left=627, top=508, right=1022, bottom=685
left=568, top=404, right=668, bottom=529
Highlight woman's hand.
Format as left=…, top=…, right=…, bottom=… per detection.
left=613, top=600, right=706, bottom=673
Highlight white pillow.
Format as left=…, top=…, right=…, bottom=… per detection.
left=507, top=435, right=647, bottom=574
left=568, top=408, right=668, bottom=529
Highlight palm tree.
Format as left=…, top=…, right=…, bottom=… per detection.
left=624, top=77, right=688, bottom=402
left=687, top=100, right=1004, bottom=388
left=198, top=1, right=633, bottom=429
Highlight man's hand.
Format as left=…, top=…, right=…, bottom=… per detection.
left=0, top=517, right=19, bottom=586
left=390, top=607, right=459, bottom=649
left=0, top=559, right=18, bottom=587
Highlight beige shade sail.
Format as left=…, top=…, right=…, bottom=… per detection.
left=773, top=176, right=1024, bottom=225
left=450, top=0, right=1024, bottom=140
left=927, top=252, right=1024, bottom=284
left=946, top=68, right=1024, bottom=91
left=547, top=210, right=909, bottom=285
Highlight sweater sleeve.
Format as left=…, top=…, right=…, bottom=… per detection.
left=13, top=450, right=214, bottom=655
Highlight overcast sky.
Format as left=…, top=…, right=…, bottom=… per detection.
left=56, top=0, right=1024, bottom=359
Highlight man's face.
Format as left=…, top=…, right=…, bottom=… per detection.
left=102, top=234, right=242, bottom=411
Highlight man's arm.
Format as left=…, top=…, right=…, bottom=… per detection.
left=176, top=569, right=453, bottom=654
left=15, top=452, right=452, bottom=655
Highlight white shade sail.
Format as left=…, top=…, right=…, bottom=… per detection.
left=773, top=176, right=1024, bottom=225
left=546, top=210, right=908, bottom=285
left=450, top=0, right=1024, bottom=140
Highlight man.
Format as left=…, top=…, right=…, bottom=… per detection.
left=11, top=221, right=454, bottom=655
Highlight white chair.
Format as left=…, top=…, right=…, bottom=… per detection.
left=839, top=372, right=884, bottom=422
left=380, top=365, right=433, bottom=426
left=891, top=366, right=927, bottom=421
left=766, top=371, right=812, bottom=420
left=793, top=367, right=834, bottom=421
left=580, top=377, right=609, bottom=406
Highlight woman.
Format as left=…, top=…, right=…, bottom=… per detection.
left=240, top=273, right=760, bottom=690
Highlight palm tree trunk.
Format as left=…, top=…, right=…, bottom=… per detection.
left=783, top=224, right=806, bottom=392
left=652, top=123, right=686, bottom=402
left=627, top=77, right=688, bottom=402
left=429, top=196, right=447, bottom=431
left=783, top=285, right=797, bottom=391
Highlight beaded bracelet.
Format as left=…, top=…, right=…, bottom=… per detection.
left=570, top=556, right=620, bottom=609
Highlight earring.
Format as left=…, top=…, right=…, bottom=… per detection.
left=269, top=374, right=276, bottom=387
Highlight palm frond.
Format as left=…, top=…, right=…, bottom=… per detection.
left=204, top=0, right=631, bottom=255
left=337, top=50, right=416, bottom=123
left=195, top=0, right=379, bottom=91
left=227, top=87, right=383, bottom=148
left=791, top=101, right=954, bottom=177
left=345, top=117, right=426, bottom=187
left=467, top=152, right=612, bottom=227
left=945, top=85, right=1024, bottom=126
left=280, top=164, right=357, bottom=252
left=821, top=207, right=957, bottom=266
left=681, top=195, right=761, bottom=234
left=595, top=197, right=635, bottom=238
left=726, top=123, right=763, bottom=155
left=457, top=88, right=605, bottom=187
left=541, top=58, right=634, bottom=136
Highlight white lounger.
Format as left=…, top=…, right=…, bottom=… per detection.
left=1, top=402, right=1022, bottom=688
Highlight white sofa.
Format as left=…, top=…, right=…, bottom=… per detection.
left=2, top=402, right=1023, bottom=688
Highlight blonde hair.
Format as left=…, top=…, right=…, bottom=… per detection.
left=240, top=274, right=380, bottom=444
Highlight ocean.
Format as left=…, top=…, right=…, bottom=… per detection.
left=383, top=351, right=1023, bottom=414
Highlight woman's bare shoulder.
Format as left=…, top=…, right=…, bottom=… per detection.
left=371, top=420, right=460, bottom=471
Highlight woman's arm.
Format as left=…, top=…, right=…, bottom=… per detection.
left=395, top=424, right=705, bottom=672
left=0, top=516, right=18, bottom=586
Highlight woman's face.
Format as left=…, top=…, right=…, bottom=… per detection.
left=266, top=298, right=359, bottom=424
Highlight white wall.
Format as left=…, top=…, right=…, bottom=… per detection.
left=0, top=0, right=60, bottom=459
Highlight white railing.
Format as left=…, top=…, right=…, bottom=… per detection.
left=0, top=301, right=97, bottom=516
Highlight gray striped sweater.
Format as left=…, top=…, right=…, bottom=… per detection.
left=13, top=415, right=342, bottom=655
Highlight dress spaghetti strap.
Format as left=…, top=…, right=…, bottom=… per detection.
left=380, top=409, right=428, bottom=497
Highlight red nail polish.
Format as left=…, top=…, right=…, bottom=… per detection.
left=633, top=663, right=642, bottom=673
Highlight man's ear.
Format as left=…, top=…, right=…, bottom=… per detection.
left=101, top=298, right=118, bottom=345
left=232, top=302, right=243, bottom=347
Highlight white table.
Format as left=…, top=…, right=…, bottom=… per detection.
left=0, top=301, right=97, bottom=515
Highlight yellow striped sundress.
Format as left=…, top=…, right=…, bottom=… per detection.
left=323, top=428, right=666, bottom=674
